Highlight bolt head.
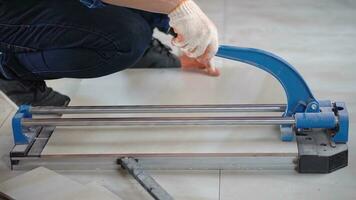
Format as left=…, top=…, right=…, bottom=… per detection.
left=311, top=104, right=318, bottom=110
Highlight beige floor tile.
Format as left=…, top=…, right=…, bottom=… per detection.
left=42, top=68, right=296, bottom=156
left=0, top=96, right=15, bottom=129
left=151, top=170, right=219, bottom=200
left=220, top=167, right=356, bottom=200
left=46, top=78, right=82, bottom=100
left=0, top=167, right=85, bottom=200
left=0, top=109, right=18, bottom=183
left=61, top=169, right=219, bottom=200
left=51, top=182, right=122, bottom=200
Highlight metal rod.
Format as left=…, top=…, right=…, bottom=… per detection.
left=30, top=104, right=286, bottom=114
left=22, top=116, right=295, bottom=127
left=120, top=157, right=174, bottom=200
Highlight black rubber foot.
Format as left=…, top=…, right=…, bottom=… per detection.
left=298, top=150, right=348, bottom=173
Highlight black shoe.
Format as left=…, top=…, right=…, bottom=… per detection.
left=130, top=38, right=181, bottom=69
left=0, top=79, right=70, bottom=106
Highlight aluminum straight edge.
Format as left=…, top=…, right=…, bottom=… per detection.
left=30, top=104, right=286, bottom=114
left=21, top=116, right=295, bottom=126
left=120, top=157, right=174, bottom=200
left=11, top=156, right=297, bottom=171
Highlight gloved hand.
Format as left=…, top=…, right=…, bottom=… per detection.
left=168, top=0, right=219, bottom=75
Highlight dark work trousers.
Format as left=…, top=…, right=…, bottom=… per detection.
left=0, top=0, right=170, bottom=80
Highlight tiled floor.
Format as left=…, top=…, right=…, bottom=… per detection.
left=1, top=0, right=356, bottom=199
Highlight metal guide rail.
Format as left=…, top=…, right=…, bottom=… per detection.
left=8, top=45, right=350, bottom=200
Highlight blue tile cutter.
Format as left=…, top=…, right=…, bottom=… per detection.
left=9, top=46, right=349, bottom=199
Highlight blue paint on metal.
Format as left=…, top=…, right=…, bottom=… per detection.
left=333, top=102, right=348, bottom=143
left=216, top=46, right=349, bottom=143
left=18, top=105, right=32, bottom=118
left=318, top=100, right=332, bottom=107
left=280, top=125, right=295, bottom=141
left=12, top=113, right=28, bottom=145
left=216, top=45, right=323, bottom=141
left=12, top=105, right=32, bottom=145
left=216, top=46, right=319, bottom=116
left=295, top=113, right=336, bottom=129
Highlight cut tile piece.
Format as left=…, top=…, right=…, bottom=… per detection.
left=52, top=182, right=122, bottom=200
left=0, top=167, right=85, bottom=200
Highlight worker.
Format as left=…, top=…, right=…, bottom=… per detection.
left=0, top=0, right=219, bottom=106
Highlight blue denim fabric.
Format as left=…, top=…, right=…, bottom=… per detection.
left=80, top=0, right=105, bottom=8
left=0, top=0, right=170, bottom=80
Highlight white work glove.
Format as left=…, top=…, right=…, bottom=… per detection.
left=168, top=0, right=219, bottom=62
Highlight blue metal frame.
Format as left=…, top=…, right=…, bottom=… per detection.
left=216, top=46, right=320, bottom=116
left=12, top=105, right=32, bottom=145
left=216, top=46, right=348, bottom=142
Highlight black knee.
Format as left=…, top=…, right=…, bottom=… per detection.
left=123, top=27, right=152, bottom=67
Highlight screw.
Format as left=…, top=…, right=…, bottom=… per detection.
left=311, top=104, right=318, bottom=110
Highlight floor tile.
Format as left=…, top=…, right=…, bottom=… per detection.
left=151, top=170, right=219, bottom=200
left=0, top=95, right=15, bottom=129
left=52, top=182, right=122, bottom=200
left=42, top=68, right=296, bottom=156
left=0, top=167, right=85, bottom=200
left=61, top=169, right=220, bottom=200
left=220, top=168, right=356, bottom=200
left=46, top=79, right=82, bottom=100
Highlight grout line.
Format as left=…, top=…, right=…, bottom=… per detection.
left=0, top=111, right=11, bottom=129
left=0, top=91, right=17, bottom=130
left=218, top=169, right=222, bottom=200
left=222, top=0, right=227, bottom=44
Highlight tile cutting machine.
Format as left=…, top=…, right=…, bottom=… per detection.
left=8, top=46, right=349, bottom=199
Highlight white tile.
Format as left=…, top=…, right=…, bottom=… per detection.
left=41, top=68, right=296, bottom=156
left=52, top=182, right=122, bottom=200
left=0, top=167, right=85, bottom=200
left=151, top=170, right=219, bottom=200
left=60, top=169, right=219, bottom=200
left=0, top=91, right=17, bottom=111
left=224, top=0, right=356, bottom=48
left=60, top=170, right=153, bottom=200
left=46, top=78, right=82, bottom=99
left=0, top=95, right=15, bottom=128
left=220, top=168, right=356, bottom=200
left=42, top=125, right=296, bottom=156
left=0, top=109, right=18, bottom=183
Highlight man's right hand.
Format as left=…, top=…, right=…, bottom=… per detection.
left=168, top=0, right=219, bottom=74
